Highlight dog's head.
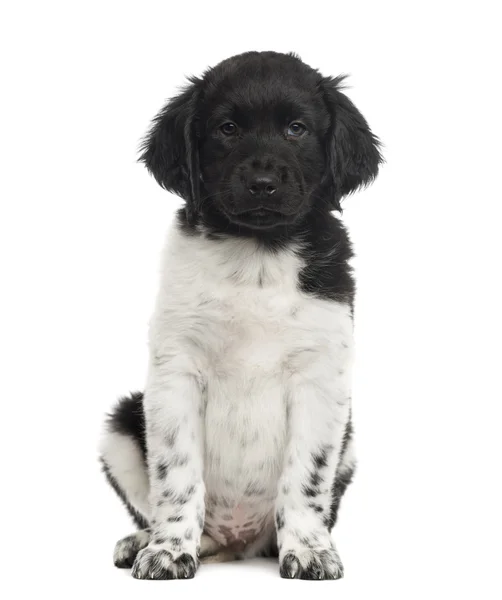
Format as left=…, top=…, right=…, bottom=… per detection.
left=140, top=51, right=382, bottom=232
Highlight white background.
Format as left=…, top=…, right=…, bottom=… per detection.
left=1, top=1, right=501, bottom=598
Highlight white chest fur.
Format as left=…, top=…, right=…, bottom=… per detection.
left=148, top=225, right=353, bottom=550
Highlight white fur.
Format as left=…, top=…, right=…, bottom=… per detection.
left=132, top=221, right=354, bottom=575
left=100, top=431, right=150, bottom=519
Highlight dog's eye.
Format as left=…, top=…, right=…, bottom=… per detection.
left=287, top=122, right=307, bottom=137
left=220, top=122, right=237, bottom=136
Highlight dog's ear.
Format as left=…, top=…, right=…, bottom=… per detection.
left=321, top=75, right=383, bottom=211
left=139, top=77, right=202, bottom=221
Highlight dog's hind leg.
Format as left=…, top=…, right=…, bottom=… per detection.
left=99, top=392, right=150, bottom=529
left=100, top=392, right=232, bottom=568
left=114, top=529, right=151, bottom=568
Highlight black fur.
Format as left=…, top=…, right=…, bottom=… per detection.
left=140, top=50, right=382, bottom=241
left=321, top=75, right=382, bottom=210
left=106, top=391, right=146, bottom=457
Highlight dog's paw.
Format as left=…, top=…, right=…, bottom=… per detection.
left=114, top=530, right=150, bottom=568
left=131, top=545, right=198, bottom=580
left=279, top=546, right=344, bottom=580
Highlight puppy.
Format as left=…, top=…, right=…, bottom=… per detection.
left=100, top=51, right=382, bottom=580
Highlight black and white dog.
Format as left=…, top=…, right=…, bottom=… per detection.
left=100, top=51, right=382, bottom=580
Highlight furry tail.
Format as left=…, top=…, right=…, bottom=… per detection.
left=99, top=392, right=150, bottom=528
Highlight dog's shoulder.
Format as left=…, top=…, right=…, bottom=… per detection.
left=296, top=211, right=355, bottom=308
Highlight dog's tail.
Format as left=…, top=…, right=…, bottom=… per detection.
left=99, top=392, right=150, bottom=528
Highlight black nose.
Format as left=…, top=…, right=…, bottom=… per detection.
left=247, top=175, right=278, bottom=197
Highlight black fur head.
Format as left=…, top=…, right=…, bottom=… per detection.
left=139, top=51, right=382, bottom=235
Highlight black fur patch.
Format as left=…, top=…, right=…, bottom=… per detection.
left=105, top=391, right=147, bottom=458
left=145, top=51, right=381, bottom=238
left=161, top=484, right=196, bottom=505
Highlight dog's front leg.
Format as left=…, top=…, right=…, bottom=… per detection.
left=132, top=368, right=205, bottom=580
left=276, top=332, right=353, bottom=580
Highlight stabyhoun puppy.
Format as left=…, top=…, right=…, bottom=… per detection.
left=99, top=50, right=382, bottom=580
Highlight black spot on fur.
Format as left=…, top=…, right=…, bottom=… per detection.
left=167, top=514, right=183, bottom=523
left=162, top=484, right=196, bottom=505
left=310, top=471, right=323, bottom=487
left=156, top=461, right=168, bottom=480
left=302, top=485, right=319, bottom=498
left=275, top=507, right=285, bottom=530
left=312, top=446, right=330, bottom=469
left=168, top=536, right=183, bottom=550
left=152, top=534, right=168, bottom=545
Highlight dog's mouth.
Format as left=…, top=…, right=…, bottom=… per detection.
left=228, top=207, right=294, bottom=229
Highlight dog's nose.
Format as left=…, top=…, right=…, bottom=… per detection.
left=247, top=175, right=278, bottom=197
